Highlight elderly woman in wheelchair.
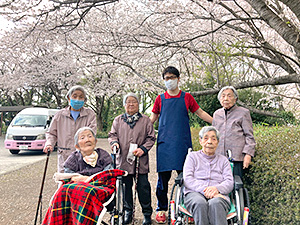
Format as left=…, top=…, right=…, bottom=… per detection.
left=183, top=126, right=234, bottom=225
left=43, top=127, right=127, bottom=225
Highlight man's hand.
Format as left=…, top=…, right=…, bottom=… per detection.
left=133, top=148, right=144, bottom=157
left=203, top=186, right=219, bottom=199
left=43, top=145, right=53, bottom=153
left=243, top=154, right=252, bottom=169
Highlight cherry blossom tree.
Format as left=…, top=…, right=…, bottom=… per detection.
left=61, top=0, right=300, bottom=117
left=1, top=0, right=300, bottom=121
left=0, top=21, right=80, bottom=108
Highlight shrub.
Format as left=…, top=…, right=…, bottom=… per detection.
left=191, top=127, right=201, bottom=151
left=245, top=125, right=300, bottom=225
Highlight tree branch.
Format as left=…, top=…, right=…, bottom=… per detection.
left=190, top=73, right=300, bottom=96
left=237, top=100, right=279, bottom=117
left=279, top=0, right=300, bottom=21
left=245, top=0, right=300, bottom=56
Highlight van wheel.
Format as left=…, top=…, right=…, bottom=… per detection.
left=9, top=150, right=20, bottom=154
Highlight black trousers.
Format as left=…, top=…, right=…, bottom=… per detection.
left=122, top=173, right=152, bottom=216
left=156, top=170, right=182, bottom=211
left=234, top=161, right=251, bottom=185
left=233, top=161, right=243, bottom=179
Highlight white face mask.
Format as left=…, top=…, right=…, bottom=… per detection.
left=164, top=79, right=178, bottom=90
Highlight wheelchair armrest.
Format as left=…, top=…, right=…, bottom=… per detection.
left=175, top=172, right=184, bottom=186
left=234, top=175, right=243, bottom=190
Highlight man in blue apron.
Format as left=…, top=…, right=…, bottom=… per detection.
left=150, top=66, right=213, bottom=223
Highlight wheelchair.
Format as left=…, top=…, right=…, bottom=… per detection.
left=100, top=147, right=127, bottom=225
left=44, top=145, right=127, bottom=225
left=168, top=150, right=250, bottom=225
left=50, top=168, right=127, bottom=225
left=99, top=173, right=126, bottom=225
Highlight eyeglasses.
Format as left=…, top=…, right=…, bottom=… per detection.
left=164, top=75, right=178, bottom=81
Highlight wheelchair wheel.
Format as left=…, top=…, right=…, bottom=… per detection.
left=243, top=188, right=251, bottom=225
left=182, top=214, right=190, bottom=225
left=235, top=188, right=245, bottom=224
left=111, top=177, right=125, bottom=225
left=169, top=182, right=185, bottom=225
left=174, top=184, right=182, bottom=217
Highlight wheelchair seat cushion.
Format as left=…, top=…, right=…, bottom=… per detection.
left=43, top=169, right=126, bottom=225
left=178, top=203, right=193, bottom=217
left=178, top=197, right=237, bottom=220
left=227, top=201, right=237, bottom=219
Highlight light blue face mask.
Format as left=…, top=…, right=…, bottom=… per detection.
left=70, top=99, right=84, bottom=110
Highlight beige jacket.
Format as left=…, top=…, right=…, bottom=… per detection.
left=45, top=106, right=97, bottom=155
left=212, top=105, right=256, bottom=161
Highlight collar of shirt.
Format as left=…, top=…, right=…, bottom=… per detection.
left=224, top=104, right=236, bottom=114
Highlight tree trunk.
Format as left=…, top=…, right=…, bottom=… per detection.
left=96, top=96, right=105, bottom=132
left=245, top=0, right=300, bottom=56
left=279, top=0, right=300, bottom=20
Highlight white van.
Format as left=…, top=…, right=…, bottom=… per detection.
left=4, top=107, right=59, bottom=154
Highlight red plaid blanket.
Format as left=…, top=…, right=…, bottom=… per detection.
left=43, top=169, right=126, bottom=225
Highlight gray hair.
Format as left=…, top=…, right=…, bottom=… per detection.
left=217, top=86, right=238, bottom=101
left=74, top=127, right=96, bottom=146
left=199, top=126, right=220, bottom=141
left=66, top=85, right=87, bottom=102
left=123, top=92, right=139, bottom=106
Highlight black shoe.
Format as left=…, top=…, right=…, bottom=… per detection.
left=143, top=215, right=152, bottom=225
left=124, top=211, right=133, bottom=224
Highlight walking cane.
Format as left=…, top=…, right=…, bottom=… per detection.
left=34, top=150, right=51, bottom=225
left=132, top=156, right=139, bottom=224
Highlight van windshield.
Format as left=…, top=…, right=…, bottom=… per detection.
left=11, top=115, right=48, bottom=127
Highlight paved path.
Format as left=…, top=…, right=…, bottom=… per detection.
left=0, top=136, right=52, bottom=176
left=0, top=138, right=177, bottom=224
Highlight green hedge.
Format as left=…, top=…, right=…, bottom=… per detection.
left=246, top=125, right=300, bottom=224
left=191, top=125, right=300, bottom=224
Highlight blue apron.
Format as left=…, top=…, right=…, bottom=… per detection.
left=156, top=91, right=192, bottom=172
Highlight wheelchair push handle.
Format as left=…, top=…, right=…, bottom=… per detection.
left=113, top=145, right=118, bottom=155
left=112, top=145, right=119, bottom=169
left=227, top=149, right=234, bottom=162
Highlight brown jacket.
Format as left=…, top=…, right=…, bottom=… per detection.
left=108, top=114, right=156, bottom=174
left=212, top=105, right=256, bottom=161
